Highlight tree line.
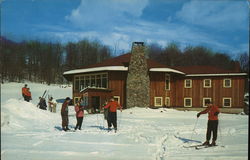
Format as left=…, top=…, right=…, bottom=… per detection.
left=0, top=37, right=112, bottom=84
left=147, top=42, right=249, bottom=72
left=0, top=37, right=248, bottom=84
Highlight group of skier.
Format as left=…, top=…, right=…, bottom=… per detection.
left=21, top=84, right=220, bottom=146
left=60, top=96, right=122, bottom=132
left=22, top=84, right=57, bottom=112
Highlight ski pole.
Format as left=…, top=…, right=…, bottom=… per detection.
left=190, top=118, right=199, bottom=141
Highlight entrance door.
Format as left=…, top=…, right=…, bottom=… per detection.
left=92, top=96, right=100, bottom=113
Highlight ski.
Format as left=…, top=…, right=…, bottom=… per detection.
left=195, top=145, right=217, bottom=150
left=41, top=90, right=47, bottom=98
left=183, top=144, right=204, bottom=148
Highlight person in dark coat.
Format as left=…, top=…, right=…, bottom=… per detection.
left=61, top=97, right=71, bottom=131
left=197, top=100, right=220, bottom=146
left=38, top=97, right=47, bottom=110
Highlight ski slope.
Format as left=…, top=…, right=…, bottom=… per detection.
left=1, top=83, right=248, bottom=160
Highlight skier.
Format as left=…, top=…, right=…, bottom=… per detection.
left=197, top=100, right=220, bottom=146
left=102, top=100, right=108, bottom=121
left=38, top=97, right=47, bottom=110
left=74, top=99, right=84, bottom=130
left=48, top=97, right=57, bottom=113
left=61, top=97, right=71, bottom=131
left=22, top=84, right=32, bottom=102
left=104, top=97, right=122, bottom=131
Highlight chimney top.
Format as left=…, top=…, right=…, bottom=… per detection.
left=132, top=42, right=144, bottom=46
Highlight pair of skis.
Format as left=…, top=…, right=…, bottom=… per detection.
left=183, top=144, right=220, bottom=150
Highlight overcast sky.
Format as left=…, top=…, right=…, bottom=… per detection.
left=1, top=0, right=249, bottom=57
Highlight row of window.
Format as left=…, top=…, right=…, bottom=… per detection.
left=165, top=74, right=232, bottom=90
left=74, top=73, right=108, bottom=90
left=154, top=97, right=232, bottom=107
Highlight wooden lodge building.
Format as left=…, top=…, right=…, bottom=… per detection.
left=63, top=42, right=247, bottom=113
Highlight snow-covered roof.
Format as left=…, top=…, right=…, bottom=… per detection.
left=149, top=68, right=185, bottom=74
left=63, top=66, right=128, bottom=75
left=186, top=73, right=247, bottom=77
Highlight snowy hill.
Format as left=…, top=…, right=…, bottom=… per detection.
left=1, top=83, right=248, bottom=160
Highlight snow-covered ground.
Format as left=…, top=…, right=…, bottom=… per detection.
left=1, top=83, right=248, bottom=160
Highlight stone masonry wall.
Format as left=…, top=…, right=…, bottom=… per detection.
left=126, top=42, right=150, bottom=108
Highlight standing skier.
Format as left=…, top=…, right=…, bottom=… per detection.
left=22, top=84, right=32, bottom=102
left=48, top=97, right=57, bottom=113
left=61, top=97, right=71, bottom=131
left=74, top=99, right=84, bottom=130
left=197, top=100, right=220, bottom=146
left=104, top=97, right=122, bottom=131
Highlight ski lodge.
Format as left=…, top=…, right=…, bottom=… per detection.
left=63, top=42, right=247, bottom=113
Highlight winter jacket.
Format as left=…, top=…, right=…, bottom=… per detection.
left=199, top=105, right=220, bottom=120
left=61, top=101, right=69, bottom=115
left=75, top=104, right=84, bottom=117
left=104, top=101, right=121, bottom=113
left=22, top=87, right=26, bottom=97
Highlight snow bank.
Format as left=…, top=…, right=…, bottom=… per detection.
left=1, top=99, right=60, bottom=131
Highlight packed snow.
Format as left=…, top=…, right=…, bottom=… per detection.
left=1, top=83, right=248, bottom=160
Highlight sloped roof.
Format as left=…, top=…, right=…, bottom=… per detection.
left=63, top=53, right=247, bottom=81
left=172, top=65, right=243, bottom=74
left=80, top=53, right=167, bottom=69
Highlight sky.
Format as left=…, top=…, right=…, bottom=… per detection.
left=1, top=0, right=249, bottom=57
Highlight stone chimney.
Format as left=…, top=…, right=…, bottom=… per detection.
left=126, top=42, right=150, bottom=108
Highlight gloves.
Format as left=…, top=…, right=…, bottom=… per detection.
left=214, top=112, right=219, bottom=116
left=197, top=113, right=201, bottom=118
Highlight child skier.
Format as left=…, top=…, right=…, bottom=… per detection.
left=197, top=100, right=220, bottom=146
left=74, top=99, right=84, bottom=130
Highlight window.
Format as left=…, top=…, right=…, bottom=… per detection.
left=223, top=98, right=231, bottom=107
left=184, top=98, right=192, bottom=107
left=74, top=77, right=80, bottom=90
left=203, top=98, right=212, bottom=107
left=203, top=79, right=211, bottom=88
left=165, top=74, right=170, bottom=90
left=80, top=76, right=85, bottom=90
left=165, top=97, right=170, bottom=107
left=101, top=74, right=108, bottom=88
left=74, top=73, right=108, bottom=91
left=223, top=79, right=231, bottom=88
left=185, top=79, right=192, bottom=88
left=113, top=96, right=120, bottom=104
left=154, top=97, right=163, bottom=107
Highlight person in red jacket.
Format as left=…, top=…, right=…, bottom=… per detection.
left=61, top=97, right=71, bottom=131
left=22, top=84, right=32, bottom=102
left=74, top=99, right=84, bottom=130
left=197, top=100, right=220, bottom=146
left=104, top=97, right=122, bottom=131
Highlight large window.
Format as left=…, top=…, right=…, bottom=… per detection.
left=165, top=74, right=170, bottom=90
left=184, top=98, right=192, bottom=107
left=74, top=73, right=108, bottom=91
left=203, top=79, right=212, bottom=88
left=154, top=97, right=163, bottom=107
left=223, top=98, right=231, bottom=107
left=184, top=79, right=192, bottom=88
left=223, top=79, right=231, bottom=88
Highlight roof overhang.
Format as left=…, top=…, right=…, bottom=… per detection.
left=186, top=73, right=248, bottom=77
left=149, top=68, right=185, bottom=75
left=63, top=66, right=128, bottom=75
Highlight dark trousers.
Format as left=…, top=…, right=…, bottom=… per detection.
left=206, top=120, right=218, bottom=141
left=61, top=113, right=69, bottom=129
left=24, top=96, right=30, bottom=102
left=107, top=112, right=117, bottom=129
left=75, top=117, right=83, bottom=130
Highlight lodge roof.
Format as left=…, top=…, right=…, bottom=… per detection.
left=80, top=53, right=167, bottom=69
left=63, top=53, right=247, bottom=81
